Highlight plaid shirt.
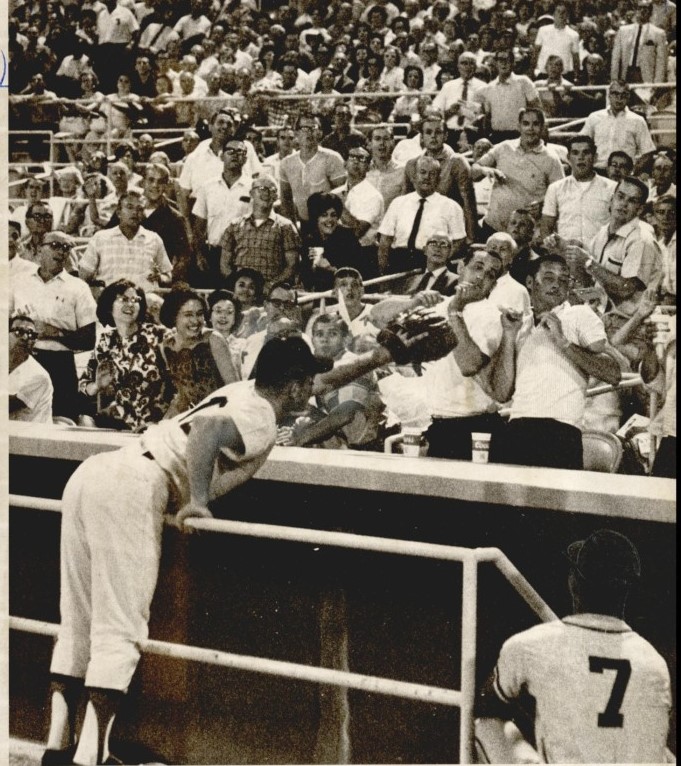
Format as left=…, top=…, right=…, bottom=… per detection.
left=266, top=86, right=306, bottom=129
left=220, top=212, right=301, bottom=283
left=79, top=225, right=172, bottom=290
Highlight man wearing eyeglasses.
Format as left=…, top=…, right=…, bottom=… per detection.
left=192, top=140, right=254, bottom=285
left=8, top=314, right=54, bottom=424
left=398, top=233, right=459, bottom=296
left=220, top=175, right=301, bottom=289
left=11, top=231, right=97, bottom=420
left=19, top=202, right=55, bottom=266
left=332, top=146, right=385, bottom=278
left=240, top=282, right=307, bottom=379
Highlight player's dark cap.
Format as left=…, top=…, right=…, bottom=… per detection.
left=566, top=529, right=641, bottom=585
left=254, top=336, right=333, bottom=387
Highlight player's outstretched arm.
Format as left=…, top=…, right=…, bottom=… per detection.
left=177, top=416, right=249, bottom=527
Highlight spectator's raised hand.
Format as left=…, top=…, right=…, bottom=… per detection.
left=499, top=307, right=523, bottom=335
left=413, top=290, right=444, bottom=309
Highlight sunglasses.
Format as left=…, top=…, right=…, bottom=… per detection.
left=267, top=298, right=296, bottom=310
left=11, top=327, right=39, bottom=341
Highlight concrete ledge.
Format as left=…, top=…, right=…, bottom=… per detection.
left=9, top=422, right=675, bottom=524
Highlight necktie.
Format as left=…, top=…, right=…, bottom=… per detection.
left=415, top=271, right=433, bottom=291
left=407, top=198, right=426, bottom=253
left=632, top=24, right=643, bottom=67
left=458, top=80, right=469, bottom=127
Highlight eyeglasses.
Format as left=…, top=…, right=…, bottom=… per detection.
left=267, top=298, right=296, bottom=310
left=297, top=125, right=318, bottom=133
left=115, top=294, right=142, bottom=305
left=224, top=146, right=246, bottom=154
left=426, top=240, right=451, bottom=249
left=252, top=185, right=276, bottom=194
left=45, top=241, right=72, bottom=252
left=11, top=327, right=39, bottom=341
left=29, top=212, right=53, bottom=221
left=348, top=153, right=370, bottom=162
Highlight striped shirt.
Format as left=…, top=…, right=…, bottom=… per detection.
left=589, top=217, right=664, bottom=317
left=509, top=302, right=607, bottom=427
left=79, top=225, right=172, bottom=290
left=220, top=212, right=301, bottom=283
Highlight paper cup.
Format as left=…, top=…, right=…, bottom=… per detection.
left=309, top=246, right=324, bottom=262
left=471, top=432, right=491, bottom=463
left=402, top=427, right=424, bottom=457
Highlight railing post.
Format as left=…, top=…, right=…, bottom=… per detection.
left=459, top=555, right=478, bottom=765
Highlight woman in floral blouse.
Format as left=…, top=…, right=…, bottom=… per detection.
left=79, top=279, right=169, bottom=429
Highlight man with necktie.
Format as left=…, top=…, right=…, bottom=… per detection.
left=611, top=0, right=667, bottom=88
left=377, top=156, right=467, bottom=275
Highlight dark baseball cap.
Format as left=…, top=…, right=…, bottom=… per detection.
left=254, top=336, right=333, bottom=387
left=566, top=529, right=641, bottom=585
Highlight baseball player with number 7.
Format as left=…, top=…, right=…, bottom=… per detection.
left=474, top=529, right=672, bottom=764
left=43, top=318, right=456, bottom=766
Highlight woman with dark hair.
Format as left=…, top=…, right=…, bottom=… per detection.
left=160, top=285, right=238, bottom=418
left=347, top=43, right=369, bottom=83
left=390, top=64, right=427, bottom=122
left=355, top=53, right=392, bottom=120
left=303, top=192, right=364, bottom=292
left=224, top=267, right=267, bottom=338
left=207, top=289, right=246, bottom=378
left=79, top=279, right=169, bottom=430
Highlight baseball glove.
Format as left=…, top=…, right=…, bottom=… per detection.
left=377, top=306, right=458, bottom=365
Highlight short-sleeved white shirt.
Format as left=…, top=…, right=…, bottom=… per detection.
left=378, top=191, right=466, bottom=250
left=279, top=148, right=347, bottom=222
left=580, top=107, right=657, bottom=168
left=140, top=379, right=277, bottom=505
left=509, top=302, right=607, bottom=427
left=535, top=24, right=580, bottom=73
left=9, top=356, right=54, bottom=423
left=542, top=174, right=617, bottom=245
left=422, top=297, right=503, bottom=417
left=488, top=272, right=532, bottom=318
left=178, top=138, right=261, bottom=197
left=495, top=613, right=671, bottom=764
left=333, top=179, right=385, bottom=247
left=11, top=270, right=97, bottom=352
left=192, top=175, right=252, bottom=246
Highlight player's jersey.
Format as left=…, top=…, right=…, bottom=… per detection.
left=494, top=613, right=671, bottom=763
left=140, top=380, right=277, bottom=504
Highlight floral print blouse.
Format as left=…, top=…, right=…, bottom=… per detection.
left=79, top=322, right=169, bottom=430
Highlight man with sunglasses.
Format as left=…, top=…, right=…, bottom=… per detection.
left=19, top=202, right=55, bottom=265
left=333, top=146, right=385, bottom=279
left=9, top=219, right=38, bottom=279
left=11, top=231, right=97, bottom=421
left=240, top=282, right=307, bottom=379
left=8, top=313, right=53, bottom=424
left=192, top=140, right=254, bottom=285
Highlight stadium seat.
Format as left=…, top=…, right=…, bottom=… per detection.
left=582, top=430, right=624, bottom=473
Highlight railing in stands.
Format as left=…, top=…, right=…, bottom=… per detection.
left=8, top=492, right=557, bottom=764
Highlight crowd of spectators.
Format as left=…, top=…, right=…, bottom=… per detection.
left=7, top=0, right=677, bottom=478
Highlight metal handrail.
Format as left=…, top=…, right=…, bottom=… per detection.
left=9, top=491, right=557, bottom=764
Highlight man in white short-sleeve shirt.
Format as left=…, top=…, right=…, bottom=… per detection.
left=475, top=529, right=671, bottom=765
left=492, top=254, right=621, bottom=469
left=541, top=135, right=616, bottom=245
left=8, top=314, right=53, bottom=423
left=532, top=1, right=580, bottom=76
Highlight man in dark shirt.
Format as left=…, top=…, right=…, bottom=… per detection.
left=321, top=104, right=367, bottom=160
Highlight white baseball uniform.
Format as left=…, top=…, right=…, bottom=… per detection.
left=493, top=613, right=671, bottom=763
left=50, top=380, right=277, bottom=691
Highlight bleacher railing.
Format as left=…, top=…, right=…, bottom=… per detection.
left=8, top=492, right=557, bottom=764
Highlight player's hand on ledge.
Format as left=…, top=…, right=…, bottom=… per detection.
left=175, top=502, right=213, bottom=532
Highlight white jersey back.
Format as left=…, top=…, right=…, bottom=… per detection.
left=140, top=380, right=277, bottom=505
left=494, top=613, right=671, bottom=763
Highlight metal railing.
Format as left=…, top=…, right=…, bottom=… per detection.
left=9, top=492, right=557, bottom=764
